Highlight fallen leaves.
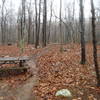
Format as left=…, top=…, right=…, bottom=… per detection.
left=0, top=44, right=100, bottom=99
left=0, top=44, right=43, bottom=87
left=33, top=44, right=100, bottom=100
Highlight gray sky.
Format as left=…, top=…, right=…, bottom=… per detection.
left=0, top=0, right=99, bottom=18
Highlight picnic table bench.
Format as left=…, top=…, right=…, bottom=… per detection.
left=0, top=56, right=30, bottom=67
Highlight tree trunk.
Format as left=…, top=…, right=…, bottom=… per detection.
left=79, top=0, right=86, bottom=64
left=28, top=0, right=32, bottom=44
left=21, top=0, right=26, bottom=40
left=35, top=0, right=38, bottom=48
left=1, top=0, right=6, bottom=44
left=60, top=0, right=63, bottom=51
left=42, top=0, right=47, bottom=47
left=35, top=0, right=41, bottom=48
left=48, top=1, right=53, bottom=44
left=91, top=0, right=100, bottom=87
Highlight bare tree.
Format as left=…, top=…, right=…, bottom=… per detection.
left=27, top=0, right=32, bottom=44
left=17, top=7, right=22, bottom=42
left=79, top=0, right=86, bottom=64
left=8, top=1, right=15, bottom=44
left=35, top=0, right=38, bottom=48
left=54, top=17, right=57, bottom=43
left=35, top=0, right=42, bottom=48
left=59, top=0, right=63, bottom=51
left=32, top=17, right=35, bottom=44
left=48, top=1, right=53, bottom=44
left=91, top=0, right=100, bottom=86
left=42, top=0, right=47, bottom=47
left=37, top=0, right=41, bottom=46
left=1, top=0, right=6, bottom=44
left=20, top=0, right=26, bottom=40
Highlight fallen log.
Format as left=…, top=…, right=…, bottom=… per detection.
left=0, top=67, right=29, bottom=77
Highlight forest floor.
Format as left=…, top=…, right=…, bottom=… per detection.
left=33, top=43, right=100, bottom=100
left=0, top=44, right=100, bottom=100
left=0, top=44, right=53, bottom=100
left=0, top=44, right=36, bottom=100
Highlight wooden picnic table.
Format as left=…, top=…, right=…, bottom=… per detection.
left=0, top=56, right=30, bottom=67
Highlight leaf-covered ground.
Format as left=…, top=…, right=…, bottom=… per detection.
left=0, top=44, right=42, bottom=68
left=0, top=44, right=100, bottom=100
left=0, top=44, right=44, bottom=57
left=33, top=44, right=100, bottom=100
left=0, top=44, right=42, bottom=87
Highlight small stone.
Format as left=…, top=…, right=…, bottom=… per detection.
left=55, top=89, right=72, bottom=98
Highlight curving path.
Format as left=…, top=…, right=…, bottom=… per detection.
left=0, top=46, right=52, bottom=100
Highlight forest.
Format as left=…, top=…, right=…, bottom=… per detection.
left=0, top=0, right=100, bottom=100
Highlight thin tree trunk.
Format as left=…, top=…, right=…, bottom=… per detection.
left=79, top=0, right=86, bottom=64
left=32, top=18, right=35, bottom=44
left=21, top=0, right=26, bottom=40
left=60, top=0, right=63, bottom=51
left=48, top=1, right=53, bottom=44
left=35, top=0, right=41, bottom=48
left=91, top=0, right=100, bottom=87
left=28, top=0, right=32, bottom=44
left=35, top=0, right=38, bottom=48
left=1, top=0, right=6, bottom=44
left=28, top=13, right=31, bottom=44
left=54, top=17, right=57, bottom=43
left=42, top=0, right=47, bottom=47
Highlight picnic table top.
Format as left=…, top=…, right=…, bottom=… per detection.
left=0, top=56, right=30, bottom=61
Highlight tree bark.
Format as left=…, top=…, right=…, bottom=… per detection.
left=48, top=1, right=53, bottom=44
left=1, top=0, right=6, bottom=44
left=60, top=0, right=63, bottom=51
left=28, top=0, right=32, bottom=44
left=35, top=0, right=41, bottom=48
left=20, top=0, right=26, bottom=40
left=91, top=0, right=100, bottom=86
left=42, top=0, right=47, bottom=47
left=79, top=0, right=86, bottom=64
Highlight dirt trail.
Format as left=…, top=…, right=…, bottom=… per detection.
left=14, top=60, right=38, bottom=100
left=0, top=46, right=52, bottom=100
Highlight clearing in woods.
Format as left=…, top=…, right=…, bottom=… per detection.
left=0, top=44, right=100, bottom=100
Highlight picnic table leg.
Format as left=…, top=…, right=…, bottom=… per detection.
left=19, top=60, right=25, bottom=67
left=19, top=61, right=23, bottom=67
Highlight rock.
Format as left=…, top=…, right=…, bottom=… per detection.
left=55, top=89, right=72, bottom=98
